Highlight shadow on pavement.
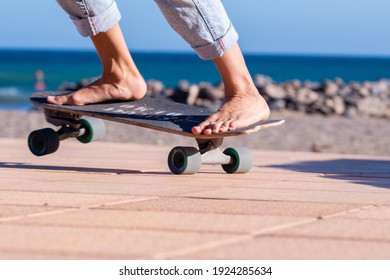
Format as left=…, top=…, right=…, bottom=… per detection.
left=0, top=162, right=169, bottom=175
left=266, top=159, right=390, bottom=189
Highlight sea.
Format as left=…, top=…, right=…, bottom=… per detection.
left=2, top=49, right=390, bottom=110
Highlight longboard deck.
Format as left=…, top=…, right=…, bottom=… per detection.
left=31, top=91, right=284, bottom=139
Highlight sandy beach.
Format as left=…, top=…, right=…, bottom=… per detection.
left=2, top=109, right=389, bottom=156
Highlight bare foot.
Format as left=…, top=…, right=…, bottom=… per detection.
left=47, top=23, right=147, bottom=106
left=192, top=86, right=270, bottom=135
left=192, top=43, right=270, bottom=135
left=46, top=73, right=147, bottom=106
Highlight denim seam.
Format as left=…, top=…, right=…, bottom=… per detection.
left=218, top=21, right=233, bottom=52
left=192, top=0, right=227, bottom=51
left=88, top=18, right=97, bottom=35
left=76, top=0, right=97, bottom=35
left=77, top=0, right=89, bottom=16
left=218, top=39, right=226, bottom=52
left=191, top=0, right=217, bottom=41
left=192, top=20, right=232, bottom=50
left=191, top=0, right=230, bottom=53
left=193, top=22, right=238, bottom=60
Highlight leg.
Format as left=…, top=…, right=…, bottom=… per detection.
left=48, top=23, right=146, bottom=105
left=193, top=43, right=270, bottom=135
left=48, top=1, right=146, bottom=105
left=155, top=0, right=270, bottom=134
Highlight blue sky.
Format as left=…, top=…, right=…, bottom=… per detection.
left=1, top=0, right=390, bottom=56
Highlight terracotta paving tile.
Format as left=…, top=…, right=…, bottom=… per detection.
left=181, top=187, right=390, bottom=205
left=226, top=176, right=390, bottom=193
left=342, top=206, right=390, bottom=220
left=0, top=250, right=112, bottom=260
left=0, top=205, right=67, bottom=219
left=102, top=197, right=366, bottom=218
left=0, top=224, right=232, bottom=259
left=0, top=190, right=152, bottom=208
left=174, top=236, right=390, bottom=260
left=272, top=218, right=390, bottom=242
left=9, top=208, right=303, bottom=235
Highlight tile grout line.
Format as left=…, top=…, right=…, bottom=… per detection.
left=153, top=204, right=379, bottom=259
left=318, top=204, right=378, bottom=220
left=0, top=196, right=160, bottom=223
left=152, top=218, right=318, bottom=259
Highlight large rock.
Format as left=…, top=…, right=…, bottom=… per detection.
left=187, top=84, right=199, bottom=106
left=263, top=84, right=287, bottom=100
left=371, top=80, right=389, bottom=96
left=357, top=97, right=384, bottom=117
left=325, top=96, right=345, bottom=115
left=146, top=80, right=165, bottom=98
left=169, top=80, right=191, bottom=104
left=254, top=74, right=273, bottom=88
left=323, top=80, right=339, bottom=97
left=296, top=88, right=320, bottom=105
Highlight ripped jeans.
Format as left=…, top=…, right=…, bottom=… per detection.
left=56, top=0, right=238, bottom=60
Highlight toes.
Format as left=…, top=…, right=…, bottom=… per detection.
left=47, top=93, right=84, bottom=106
left=193, top=122, right=232, bottom=135
left=211, top=122, right=222, bottom=134
left=68, top=94, right=84, bottom=106
left=191, top=120, right=212, bottom=135
left=218, top=122, right=231, bottom=133
left=47, top=95, right=66, bottom=105
left=203, top=127, right=213, bottom=135
left=193, top=119, right=235, bottom=135
left=191, top=126, right=203, bottom=135
left=212, top=121, right=231, bottom=134
left=228, top=120, right=239, bottom=131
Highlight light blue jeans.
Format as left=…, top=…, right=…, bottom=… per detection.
left=56, top=0, right=238, bottom=60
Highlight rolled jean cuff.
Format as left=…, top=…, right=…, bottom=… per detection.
left=193, top=23, right=239, bottom=60
left=70, top=1, right=121, bottom=37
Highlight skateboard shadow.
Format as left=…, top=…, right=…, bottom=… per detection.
left=0, top=162, right=170, bottom=175
left=265, top=159, right=390, bottom=189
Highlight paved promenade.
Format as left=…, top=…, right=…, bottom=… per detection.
left=0, top=138, right=389, bottom=259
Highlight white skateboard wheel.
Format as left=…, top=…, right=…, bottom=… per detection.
left=77, top=117, right=106, bottom=143
left=167, top=146, right=201, bottom=174
left=222, top=147, right=253, bottom=174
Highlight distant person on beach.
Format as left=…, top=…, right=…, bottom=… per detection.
left=34, top=70, right=46, bottom=91
left=48, top=0, right=270, bottom=135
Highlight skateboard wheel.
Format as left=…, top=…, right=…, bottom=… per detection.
left=168, top=147, right=201, bottom=175
left=222, top=147, right=253, bottom=174
left=28, top=128, right=60, bottom=156
left=77, top=117, right=106, bottom=143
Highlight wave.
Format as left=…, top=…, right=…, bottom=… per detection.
left=0, top=87, right=32, bottom=110
left=0, top=86, right=25, bottom=95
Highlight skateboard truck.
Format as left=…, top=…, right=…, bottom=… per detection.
left=197, top=138, right=231, bottom=165
left=167, top=138, right=253, bottom=175
left=44, top=110, right=82, bottom=141
left=28, top=110, right=106, bottom=157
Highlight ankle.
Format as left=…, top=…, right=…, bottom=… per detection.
left=224, top=77, right=259, bottom=99
left=102, top=59, right=137, bottom=82
left=99, top=60, right=147, bottom=100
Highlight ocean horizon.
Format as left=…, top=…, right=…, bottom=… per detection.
left=2, top=48, right=390, bottom=110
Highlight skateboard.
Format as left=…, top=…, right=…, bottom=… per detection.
left=28, top=91, right=284, bottom=174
